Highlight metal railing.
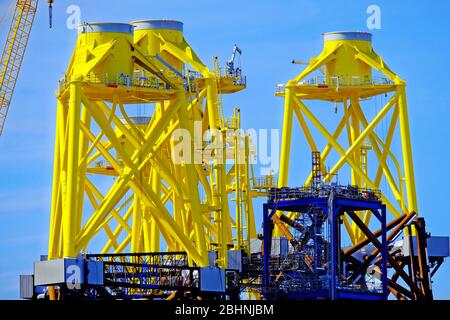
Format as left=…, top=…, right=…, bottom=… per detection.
left=87, top=252, right=189, bottom=266
left=59, top=72, right=177, bottom=91
left=187, top=67, right=247, bottom=87
left=275, top=75, right=393, bottom=93
left=86, top=252, right=197, bottom=299
left=268, top=185, right=382, bottom=203
left=253, top=175, right=277, bottom=189
left=300, top=75, right=393, bottom=86
left=220, top=67, right=247, bottom=86
left=220, top=116, right=239, bottom=130
left=58, top=67, right=247, bottom=93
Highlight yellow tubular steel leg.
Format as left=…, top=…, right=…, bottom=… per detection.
left=63, top=81, right=82, bottom=258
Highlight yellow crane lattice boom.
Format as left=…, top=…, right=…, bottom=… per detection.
left=0, top=0, right=38, bottom=136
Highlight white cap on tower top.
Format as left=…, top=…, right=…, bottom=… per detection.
left=323, top=31, right=372, bottom=42
left=131, top=20, right=183, bottom=32
left=78, top=22, right=134, bottom=34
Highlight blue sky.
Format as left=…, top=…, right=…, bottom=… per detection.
left=0, top=0, right=449, bottom=299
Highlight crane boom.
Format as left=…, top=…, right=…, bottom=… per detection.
left=0, top=0, right=38, bottom=136
left=226, top=44, right=242, bottom=74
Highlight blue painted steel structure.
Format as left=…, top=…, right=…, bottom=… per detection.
left=263, top=186, right=387, bottom=300
left=27, top=252, right=235, bottom=300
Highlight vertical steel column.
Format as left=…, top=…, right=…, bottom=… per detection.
left=76, top=105, right=90, bottom=233
left=407, top=225, right=417, bottom=289
left=349, top=96, right=362, bottom=187
left=397, top=85, right=418, bottom=213
left=328, top=192, right=337, bottom=300
left=150, top=168, right=161, bottom=252
left=381, top=204, right=388, bottom=299
left=206, top=78, right=220, bottom=129
left=63, top=81, right=82, bottom=258
left=263, top=204, right=271, bottom=289
left=414, top=218, right=433, bottom=299
left=244, top=135, right=256, bottom=244
left=178, top=92, right=208, bottom=266
left=278, top=85, right=294, bottom=189
left=235, top=131, right=242, bottom=249
left=274, top=85, right=295, bottom=237
left=131, top=194, right=142, bottom=252
left=48, top=100, right=65, bottom=260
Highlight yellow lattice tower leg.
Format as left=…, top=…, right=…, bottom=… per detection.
left=62, top=81, right=82, bottom=258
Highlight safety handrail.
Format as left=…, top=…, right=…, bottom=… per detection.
left=276, top=76, right=394, bottom=93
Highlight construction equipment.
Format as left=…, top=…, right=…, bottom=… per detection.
left=0, top=0, right=54, bottom=137
left=20, top=25, right=448, bottom=300
left=226, top=44, right=242, bottom=77
left=257, top=150, right=449, bottom=300
left=273, top=31, right=449, bottom=300
left=263, top=184, right=388, bottom=300
left=275, top=31, right=415, bottom=240
left=47, top=0, right=53, bottom=28
left=26, top=19, right=263, bottom=300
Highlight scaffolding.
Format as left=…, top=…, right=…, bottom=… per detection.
left=263, top=185, right=388, bottom=300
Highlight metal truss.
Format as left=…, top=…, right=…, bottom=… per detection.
left=274, top=33, right=427, bottom=299
left=275, top=34, right=418, bottom=245
left=47, top=23, right=262, bottom=300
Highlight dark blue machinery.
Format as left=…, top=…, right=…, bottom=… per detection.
left=23, top=184, right=443, bottom=300
left=263, top=185, right=388, bottom=300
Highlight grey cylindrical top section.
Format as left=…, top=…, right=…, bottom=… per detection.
left=122, top=116, right=152, bottom=125
left=78, top=22, right=134, bottom=34
left=131, top=20, right=184, bottom=32
left=323, top=31, right=372, bottom=42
